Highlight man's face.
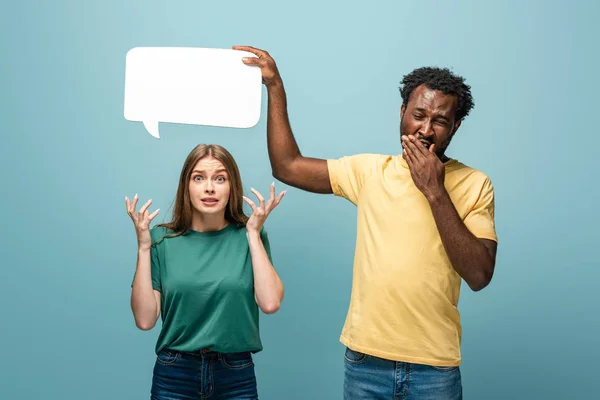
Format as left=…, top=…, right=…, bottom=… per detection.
left=400, top=84, right=461, bottom=159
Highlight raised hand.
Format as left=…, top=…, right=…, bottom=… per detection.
left=125, top=194, right=160, bottom=250
left=401, top=135, right=446, bottom=202
left=233, top=45, right=281, bottom=87
left=243, top=183, right=286, bottom=233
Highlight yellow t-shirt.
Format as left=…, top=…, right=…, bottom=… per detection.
left=327, top=154, right=497, bottom=367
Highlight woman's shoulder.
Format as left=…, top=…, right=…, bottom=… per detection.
left=229, top=223, right=249, bottom=235
left=228, top=224, right=269, bottom=239
left=150, top=225, right=175, bottom=244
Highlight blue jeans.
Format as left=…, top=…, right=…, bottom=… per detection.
left=151, top=348, right=258, bottom=399
left=343, top=347, right=462, bottom=400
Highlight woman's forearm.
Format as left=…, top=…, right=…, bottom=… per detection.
left=247, top=230, right=284, bottom=314
left=130, top=248, right=160, bottom=330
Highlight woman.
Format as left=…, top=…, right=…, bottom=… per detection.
left=127, top=144, right=285, bottom=399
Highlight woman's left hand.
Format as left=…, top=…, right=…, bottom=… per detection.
left=243, top=183, right=286, bottom=233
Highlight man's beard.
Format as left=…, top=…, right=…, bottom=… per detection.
left=399, top=123, right=450, bottom=159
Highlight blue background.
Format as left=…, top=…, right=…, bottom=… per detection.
left=2, top=0, right=598, bottom=399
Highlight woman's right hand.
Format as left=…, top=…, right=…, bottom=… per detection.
left=126, top=194, right=160, bottom=251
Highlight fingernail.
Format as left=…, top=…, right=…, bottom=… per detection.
left=271, top=181, right=275, bottom=186
left=125, top=196, right=128, bottom=201
left=134, top=193, right=138, bottom=198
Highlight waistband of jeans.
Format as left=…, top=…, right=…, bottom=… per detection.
left=166, top=348, right=250, bottom=358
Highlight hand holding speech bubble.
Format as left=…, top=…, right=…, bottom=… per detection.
left=123, top=47, right=262, bottom=138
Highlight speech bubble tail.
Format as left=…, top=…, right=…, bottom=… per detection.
left=143, top=121, right=160, bottom=139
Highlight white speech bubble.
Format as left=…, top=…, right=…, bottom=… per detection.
left=124, top=47, right=262, bottom=138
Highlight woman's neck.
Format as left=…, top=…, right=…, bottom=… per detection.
left=190, top=212, right=229, bottom=232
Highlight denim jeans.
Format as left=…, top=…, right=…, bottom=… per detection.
left=151, top=348, right=258, bottom=399
left=343, top=347, right=462, bottom=400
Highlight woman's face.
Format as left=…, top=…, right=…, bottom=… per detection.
left=188, top=156, right=231, bottom=217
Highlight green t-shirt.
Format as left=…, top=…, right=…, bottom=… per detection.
left=146, top=223, right=271, bottom=355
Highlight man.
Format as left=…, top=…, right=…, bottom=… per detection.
left=234, top=45, right=498, bottom=399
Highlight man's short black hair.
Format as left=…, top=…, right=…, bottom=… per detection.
left=399, top=67, right=474, bottom=121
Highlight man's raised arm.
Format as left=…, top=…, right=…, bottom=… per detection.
left=234, top=46, right=332, bottom=194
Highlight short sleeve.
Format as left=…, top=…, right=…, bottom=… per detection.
left=260, top=227, right=273, bottom=264
left=327, top=154, right=386, bottom=204
left=149, top=227, right=165, bottom=291
left=150, top=242, right=162, bottom=292
left=463, top=177, right=498, bottom=242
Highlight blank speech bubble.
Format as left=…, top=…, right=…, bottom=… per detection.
left=123, top=47, right=262, bottom=138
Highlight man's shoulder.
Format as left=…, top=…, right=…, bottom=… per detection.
left=331, top=153, right=395, bottom=167
left=450, top=159, right=490, bottom=179
left=448, top=160, right=494, bottom=190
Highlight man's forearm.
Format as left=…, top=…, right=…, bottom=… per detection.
left=427, top=190, right=495, bottom=291
left=266, top=80, right=301, bottom=179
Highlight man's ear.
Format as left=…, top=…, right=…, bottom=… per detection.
left=453, top=119, right=462, bottom=135
left=400, top=104, right=406, bottom=119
